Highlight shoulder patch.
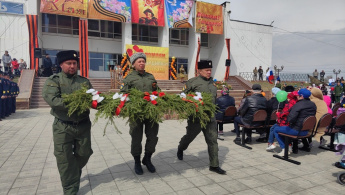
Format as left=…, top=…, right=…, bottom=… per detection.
left=182, top=84, right=186, bottom=91
left=120, top=83, right=124, bottom=89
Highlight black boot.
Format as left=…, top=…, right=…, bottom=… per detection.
left=177, top=148, right=183, bottom=160
left=134, top=156, right=143, bottom=175
left=209, top=166, right=226, bottom=175
left=142, top=153, right=156, bottom=173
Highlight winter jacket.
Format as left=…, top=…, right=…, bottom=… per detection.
left=310, top=88, right=329, bottom=128
left=11, top=61, right=19, bottom=70
left=335, top=85, right=343, bottom=96
left=2, top=54, right=11, bottom=64
left=266, top=97, right=286, bottom=118
left=287, top=99, right=316, bottom=130
left=323, top=95, right=333, bottom=114
left=240, top=93, right=267, bottom=125
left=277, top=98, right=297, bottom=126
left=216, top=94, right=235, bottom=121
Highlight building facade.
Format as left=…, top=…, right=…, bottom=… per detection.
left=0, top=0, right=273, bottom=80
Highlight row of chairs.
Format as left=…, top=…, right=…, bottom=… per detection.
left=216, top=105, right=345, bottom=165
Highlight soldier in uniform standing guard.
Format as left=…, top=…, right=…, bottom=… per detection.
left=177, top=61, right=226, bottom=175
left=42, top=50, right=93, bottom=195
left=120, top=52, right=160, bottom=175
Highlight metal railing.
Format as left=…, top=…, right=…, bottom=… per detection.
left=239, top=72, right=310, bottom=82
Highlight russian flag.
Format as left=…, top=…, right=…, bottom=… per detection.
left=266, top=69, right=274, bottom=84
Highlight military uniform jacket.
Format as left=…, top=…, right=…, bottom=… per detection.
left=42, top=72, right=92, bottom=122
left=120, top=71, right=159, bottom=93
left=183, top=75, right=217, bottom=104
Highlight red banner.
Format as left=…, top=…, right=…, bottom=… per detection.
left=131, top=0, right=165, bottom=26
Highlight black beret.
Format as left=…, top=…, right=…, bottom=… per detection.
left=285, top=85, right=295, bottom=92
left=198, top=61, right=212, bottom=69
left=56, top=50, right=79, bottom=65
left=252, top=84, right=262, bottom=90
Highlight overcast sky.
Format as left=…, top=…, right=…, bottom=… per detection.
left=205, top=0, right=345, bottom=78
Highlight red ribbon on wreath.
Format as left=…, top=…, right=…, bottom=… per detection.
left=182, top=98, right=199, bottom=112
left=115, top=94, right=129, bottom=116
left=91, top=100, right=98, bottom=109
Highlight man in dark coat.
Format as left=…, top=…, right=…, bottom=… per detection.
left=233, top=84, right=267, bottom=143
left=216, top=86, right=235, bottom=135
left=43, top=54, right=53, bottom=77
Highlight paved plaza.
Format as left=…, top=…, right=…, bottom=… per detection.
left=0, top=108, right=344, bottom=195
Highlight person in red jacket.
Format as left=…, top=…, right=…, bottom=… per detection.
left=266, top=89, right=299, bottom=151
left=11, top=58, right=20, bottom=76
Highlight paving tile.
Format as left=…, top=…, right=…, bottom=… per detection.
left=199, top=183, right=229, bottom=195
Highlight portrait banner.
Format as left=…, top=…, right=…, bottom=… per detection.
left=88, top=0, right=131, bottom=23
left=195, top=1, right=223, bottom=34
left=126, top=45, right=169, bottom=80
left=165, top=0, right=193, bottom=28
left=40, top=0, right=88, bottom=18
left=131, top=0, right=164, bottom=26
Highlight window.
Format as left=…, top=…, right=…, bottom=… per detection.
left=132, top=24, right=158, bottom=43
left=169, top=28, right=189, bottom=45
left=200, top=33, right=208, bottom=47
left=89, top=53, right=122, bottom=71
left=42, top=13, right=79, bottom=35
left=87, top=19, right=122, bottom=39
left=169, top=58, right=188, bottom=74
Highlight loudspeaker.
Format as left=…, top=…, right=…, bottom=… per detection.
left=34, top=48, right=42, bottom=58
left=225, top=59, right=231, bottom=66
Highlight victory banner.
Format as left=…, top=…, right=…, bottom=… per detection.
left=126, top=45, right=169, bottom=80
left=165, top=0, right=194, bottom=28
left=88, top=0, right=131, bottom=23
left=195, top=1, right=223, bottom=34
left=40, top=0, right=88, bottom=18
left=131, top=0, right=165, bottom=26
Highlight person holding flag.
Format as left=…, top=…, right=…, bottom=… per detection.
left=266, top=68, right=274, bottom=84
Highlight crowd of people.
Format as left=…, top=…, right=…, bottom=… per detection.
left=0, top=71, right=19, bottom=121
left=216, top=81, right=345, bottom=157
left=1, top=50, right=27, bottom=77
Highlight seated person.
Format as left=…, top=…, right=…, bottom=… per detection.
left=273, top=88, right=316, bottom=156
left=216, top=86, right=235, bottom=135
left=257, top=87, right=286, bottom=142
left=300, top=87, right=329, bottom=150
left=233, top=84, right=267, bottom=143
left=266, top=90, right=299, bottom=150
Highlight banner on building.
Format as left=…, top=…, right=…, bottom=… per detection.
left=40, top=0, right=88, bottom=18
left=131, top=0, right=164, bottom=26
left=126, top=44, right=169, bottom=80
left=165, top=0, right=193, bottom=28
left=88, top=0, right=131, bottom=23
left=195, top=1, right=223, bottom=34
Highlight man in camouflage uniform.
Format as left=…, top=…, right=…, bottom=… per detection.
left=177, top=61, right=226, bottom=175
left=42, top=50, right=93, bottom=195
left=120, top=52, right=159, bottom=175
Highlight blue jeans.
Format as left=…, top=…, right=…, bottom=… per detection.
left=274, top=126, right=308, bottom=149
left=268, top=124, right=279, bottom=144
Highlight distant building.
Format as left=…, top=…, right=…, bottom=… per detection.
left=0, top=0, right=272, bottom=79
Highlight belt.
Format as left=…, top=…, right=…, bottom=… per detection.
left=57, top=117, right=89, bottom=126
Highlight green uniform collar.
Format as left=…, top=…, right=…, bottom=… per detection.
left=61, top=71, right=77, bottom=78
left=134, top=70, right=147, bottom=76
left=199, top=75, right=213, bottom=81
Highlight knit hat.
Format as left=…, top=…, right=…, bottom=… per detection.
left=298, top=88, right=311, bottom=98
left=56, top=50, right=79, bottom=65
left=221, top=86, right=229, bottom=95
left=271, top=87, right=281, bottom=95
left=130, top=52, right=146, bottom=64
